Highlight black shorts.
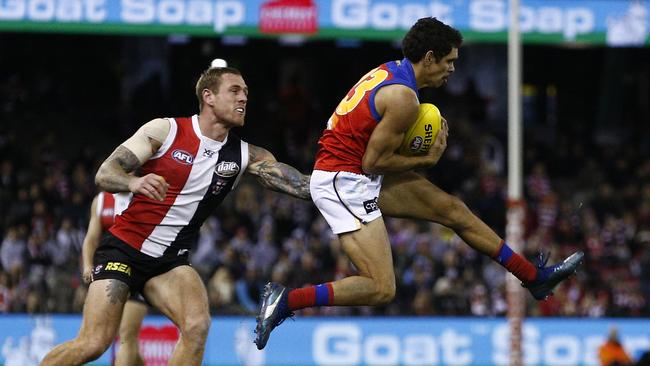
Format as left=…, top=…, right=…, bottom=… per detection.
left=93, top=233, right=190, bottom=295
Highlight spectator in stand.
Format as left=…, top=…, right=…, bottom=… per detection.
left=190, top=217, right=221, bottom=281
left=0, top=271, right=12, bottom=312
left=599, top=326, right=633, bottom=366
left=0, top=226, right=26, bottom=282
left=207, top=267, right=240, bottom=314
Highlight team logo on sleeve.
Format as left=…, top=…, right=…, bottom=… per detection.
left=215, top=161, right=240, bottom=177
left=210, top=178, right=229, bottom=195
left=171, top=149, right=194, bottom=165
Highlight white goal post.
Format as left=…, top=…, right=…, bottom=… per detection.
left=507, top=0, right=525, bottom=365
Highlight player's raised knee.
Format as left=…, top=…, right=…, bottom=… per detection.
left=372, top=282, right=396, bottom=305
left=451, top=195, right=471, bottom=214
left=182, top=313, right=211, bottom=343
left=81, top=337, right=114, bottom=361
left=438, top=195, right=471, bottom=226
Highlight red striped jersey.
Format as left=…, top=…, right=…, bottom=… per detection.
left=314, top=58, right=419, bottom=174
left=110, top=115, right=249, bottom=258
left=97, top=191, right=133, bottom=231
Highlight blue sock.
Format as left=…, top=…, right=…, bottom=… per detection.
left=493, top=241, right=514, bottom=265
left=314, top=284, right=332, bottom=306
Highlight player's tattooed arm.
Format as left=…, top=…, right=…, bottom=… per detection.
left=96, top=118, right=170, bottom=201
left=247, top=144, right=311, bottom=200
left=95, top=146, right=142, bottom=193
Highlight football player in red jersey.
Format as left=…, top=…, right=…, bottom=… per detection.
left=255, top=17, right=584, bottom=350
left=81, top=191, right=147, bottom=366
left=42, top=64, right=310, bottom=365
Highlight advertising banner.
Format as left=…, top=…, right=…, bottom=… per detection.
left=0, top=315, right=649, bottom=365
left=0, top=0, right=648, bottom=46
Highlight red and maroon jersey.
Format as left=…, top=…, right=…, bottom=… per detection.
left=314, top=58, right=419, bottom=174
left=97, top=191, right=133, bottom=231
left=110, top=115, right=249, bottom=258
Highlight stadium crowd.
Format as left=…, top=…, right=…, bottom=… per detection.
left=1, top=37, right=649, bottom=319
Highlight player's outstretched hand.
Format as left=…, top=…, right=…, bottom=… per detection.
left=425, top=117, right=448, bottom=166
left=128, top=173, right=169, bottom=201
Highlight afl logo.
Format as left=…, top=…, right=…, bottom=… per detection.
left=215, top=161, right=240, bottom=177
left=172, top=149, right=194, bottom=165
left=409, top=136, right=423, bottom=151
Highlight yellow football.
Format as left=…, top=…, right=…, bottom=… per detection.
left=398, top=103, right=442, bottom=156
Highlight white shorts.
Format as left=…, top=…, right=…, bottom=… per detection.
left=310, top=170, right=383, bottom=234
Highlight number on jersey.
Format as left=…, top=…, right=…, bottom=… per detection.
left=327, top=68, right=389, bottom=129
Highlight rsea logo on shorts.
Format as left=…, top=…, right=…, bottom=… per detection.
left=105, top=262, right=132, bottom=276
left=363, top=197, right=379, bottom=214
left=171, top=149, right=194, bottom=165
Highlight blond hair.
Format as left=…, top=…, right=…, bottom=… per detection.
left=195, top=67, right=242, bottom=110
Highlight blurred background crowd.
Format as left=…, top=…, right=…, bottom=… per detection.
left=0, top=34, right=649, bottom=318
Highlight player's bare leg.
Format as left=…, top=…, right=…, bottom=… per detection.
left=380, top=171, right=583, bottom=300
left=255, top=218, right=395, bottom=349
left=144, top=265, right=210, bottom=366
left=380, top=171, right=501, bottom=255
left=330, top=218, right=396, bottom=305
left=115, top=300, right=147, bottom=366
left=40, top=279, right=128, bottom=365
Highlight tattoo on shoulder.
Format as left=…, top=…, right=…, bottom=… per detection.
left=109, top=146, right=141, bottom=173
left=105, top=280, right=129, bottom=305
left=249, top=145, right=260, bottom=162
left=248, top=145, right=271, bottom=163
